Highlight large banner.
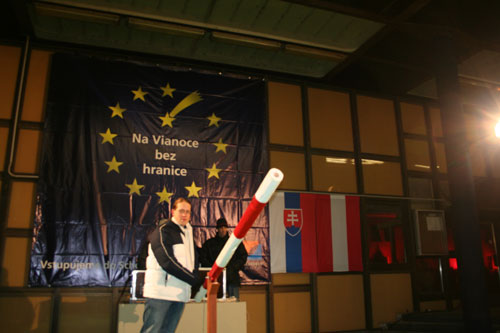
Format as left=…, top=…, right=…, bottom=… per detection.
left=270, top=192, right=363, bottom=273
left=29, top=54, right=269, bottom=287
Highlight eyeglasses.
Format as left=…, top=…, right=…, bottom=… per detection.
left=176, top=209, right=191, bottom=215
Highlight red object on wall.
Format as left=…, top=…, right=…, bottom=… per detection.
left=449, top=258, right=458, bottom=270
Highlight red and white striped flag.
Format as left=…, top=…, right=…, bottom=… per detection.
left=270, top=192, right=363, bottom=273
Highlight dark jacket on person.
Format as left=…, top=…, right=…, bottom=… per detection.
left=199, top=233, right=248, bottom=286
left=143, top=218, right=200, bottom=302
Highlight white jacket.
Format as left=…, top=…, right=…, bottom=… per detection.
left=143, top=219, right=198, bottom=302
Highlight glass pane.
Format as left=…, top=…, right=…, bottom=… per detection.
left=480, top=224, right=500, bottom=294
left=1, top=237, right=29, bottom=287
left=268, top=82, right=303, bottom=146
left=0, top=45, right=21, bottom=119
left=415, top=257, right=443, bottom=295
left=22, top=49, right=52, bottom=122
left=429, top=107, right=443, bottom=137
left=434, top=142, right=447, bottom=173
left=401, top=102, right=426, bottom=135
left=270, top=150, right=306, bottom=190
left=357, top=95, right=399, bottom=156
left=274, top=292, right=311, bottom=333
left=59, top=295, right=112, bottom=332
left=0, top=296, right=52, bottom=332
left=317, top=275, right=365, bottom=332
left=362, top=160, right=403, bottom=196
left=0, top=127, right=8, bottom=171
left=308, top=88, right=353, bottom=151
left=7, top=181, right=36, bottom=228
left=405, top=139, right=431, bottom=172
left=370, top=273, right=413, bottom=327
left=14, top=129, right=42, bottom=173
left=239, top=293, right=267, bottom=333
left=408, top=177, right=433, bottom=198
left=311, top=155, right=357, bottom=193
left=272, top=273, right=310, bottom=285
left=366, top=211, right=407, bottom=265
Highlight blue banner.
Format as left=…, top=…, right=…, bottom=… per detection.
left=29, top=54, right=269, bottom=287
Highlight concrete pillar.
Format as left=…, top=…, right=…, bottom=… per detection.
left=434, top=36, right=492, bottom=332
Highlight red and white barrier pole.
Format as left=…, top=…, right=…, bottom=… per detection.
left=194, top=168, right=284, bottom=301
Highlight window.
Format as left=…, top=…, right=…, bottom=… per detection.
left=365, top=200, right=408, bottom=267
left=401, top=102, right=426, bottom=135
left=480, top=223, right=500, bottom=295
left=415, top=257, right=444, bottom=296
left=357, top=95, right=399, bottom=156
left=433, top=142, right=447, bottom=174
left=362, top=159, right=403, bottom=196
left=308, top=88, right=353, bottom=151
left=0, top=45, right=21, bottom=119
left=270, top=151, right=306, bottom=190
left=429, top=107, right=443, bottom=137
left=405, top=139, right=431, bottom=173
left=311, top=155, right=357, bottom=193
left=268, top=82, right=303, bottom=146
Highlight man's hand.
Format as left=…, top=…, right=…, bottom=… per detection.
left=192, top=274, right=206, bottom=291
left=194, top=286, right=207, bottom=302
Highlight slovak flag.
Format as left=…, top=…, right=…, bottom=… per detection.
left=270, top=191, right=363, bottom=273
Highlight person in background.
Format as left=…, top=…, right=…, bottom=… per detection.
left=141, top=197, right=203, bottom=333
left=200, top=217, right=248, bottom=299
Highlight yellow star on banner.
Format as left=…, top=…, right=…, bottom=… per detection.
left=185, top=181, right=202, bottom=198
left=99, top=128, right=117, bottom=144
left=108, top=102, right=126, bottom=118
left=126, top=178, right=144, bottom=196
left=205, top=163, right=222, bottom=179
left=213, top=138, right=228, bottom=154
left=132, top=86, right=148, bottom=101
left=159, top=112, right=176, bottom=128
left=156, top=186, right=174, bottom=203
left=161, top=83, right=176, bottom=97
left=207, top=113, right=221, bottom=127
left=104, top=156, right=123, bottom=173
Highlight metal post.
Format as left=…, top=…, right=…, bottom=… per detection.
left=206, top=279, right=220, bottom=333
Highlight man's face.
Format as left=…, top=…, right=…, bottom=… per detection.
left=172, top=202, right=191, bottom=226
left=217, top=226, right=228, bottom=238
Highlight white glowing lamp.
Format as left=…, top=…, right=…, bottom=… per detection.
left=496, top=121, right=500, bottom=138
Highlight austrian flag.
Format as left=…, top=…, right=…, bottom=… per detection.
left=270, top=192, right=363, bottom=273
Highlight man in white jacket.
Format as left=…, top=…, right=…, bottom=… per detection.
left=141, top=197, right=201, bottom=333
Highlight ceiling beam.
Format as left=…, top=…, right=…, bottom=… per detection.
left=321, top=0, right=434, bottom=80
left=283, top=0, right=389, bottom=23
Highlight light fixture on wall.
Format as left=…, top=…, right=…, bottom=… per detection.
left=212, top=31, right=281, bottom=50
left=495, top=120, right=500, bottom=138
left=128, top=17, right=205, bottom=37
left=414, top=164, right=431, bottom=169
left=285, top=44, right=347, bottom=61
left=34, top=2, right=120, bottom=24
left=361, top=159, right=385, bottom=165
left=325, top=157, right=355, bottom=164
